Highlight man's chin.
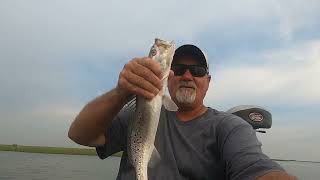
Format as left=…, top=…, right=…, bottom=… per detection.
left=179, top=87, right=195, bottom=90
left=177, top=100, right=193, bottom=104
left=175, top=94, right=196, bottom=104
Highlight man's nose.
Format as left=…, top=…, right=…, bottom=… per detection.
left=181, top=69, right=193, bottom=80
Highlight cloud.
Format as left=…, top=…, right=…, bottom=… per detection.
left=0, top=0, right=319, bottom=153
left=269, top=0, right=320, bottom=41
left=0, top=102, right=81, bottom=147
left=206, top=39, right=320, bottom=108
left=1, top=0, right=319, bottom=59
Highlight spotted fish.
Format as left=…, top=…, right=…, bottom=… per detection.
left=127, top=38, right=175, bottom=180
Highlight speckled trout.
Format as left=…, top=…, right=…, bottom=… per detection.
left=127, top=38, right=175, bottom=180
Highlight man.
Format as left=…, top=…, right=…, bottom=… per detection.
left=68, top=44, right=297, bottom=180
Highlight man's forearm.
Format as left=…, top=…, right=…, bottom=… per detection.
left=256, top=171, right=298, bottom=180
left=68, top=57, right=163, bottom=147
left=68, top=88, right=130, bottom=147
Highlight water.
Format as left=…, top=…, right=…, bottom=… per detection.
left=1, top=151, right=319, bottom=180
left=0, top=151, right=120, bottom=180
left=277, top=161, right=320, bottom=180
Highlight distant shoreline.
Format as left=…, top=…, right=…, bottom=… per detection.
left=1, top=144, right=319, bottom=163
left=272, top=158, right=320, bottom=164
left=0, top=144, right=122, bottom=157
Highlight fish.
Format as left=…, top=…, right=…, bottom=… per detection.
left=127, top=38, right=175, bottom=180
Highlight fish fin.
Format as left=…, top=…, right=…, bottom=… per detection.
left=124, top=95, right=136, bottom=112
left=148, top=146, right=161, bottom=168
left=162, top=95, right=178, bottom=111
left=161, top=71, right=170, bottom=81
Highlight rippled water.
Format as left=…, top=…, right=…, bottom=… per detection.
left=0, top=151, right=319, bottom=179
left=0, top=151, right=120, bottom=180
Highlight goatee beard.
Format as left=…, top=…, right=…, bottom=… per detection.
left=175, top=87, right=196, bottom=104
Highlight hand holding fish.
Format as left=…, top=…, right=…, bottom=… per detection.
left=116, top=57, right=163, bottom=100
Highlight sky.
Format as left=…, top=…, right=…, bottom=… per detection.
left=0, top=0, right=319, bottom=161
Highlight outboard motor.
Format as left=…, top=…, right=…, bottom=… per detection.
left=226, top=105, right=272, bottom=133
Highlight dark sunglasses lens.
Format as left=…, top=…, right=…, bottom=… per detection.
left=190, top=66, right=207, bottom=77
left=171, top=65, right=186, bottom=76
left=171, top=64, right=207, bottom=77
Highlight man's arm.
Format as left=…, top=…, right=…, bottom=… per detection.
left=68, top=58, right=163, bottom=147
left=256, top=171, right=298, bottom=180
left=217, top=115, right=295, bottom=180
left=68, top=88, right=129, bottom=147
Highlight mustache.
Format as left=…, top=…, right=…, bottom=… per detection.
left=178, top=81, right=196, bottom=89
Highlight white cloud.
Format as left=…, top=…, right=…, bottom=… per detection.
left=269, top=0, right=320, bottom=41
left=206, top=39, right=320, bottom=107
left=1, top=0, right=318, bottom=59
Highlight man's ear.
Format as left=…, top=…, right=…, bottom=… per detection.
left=168, top=70, right=174, bottom=80
left=208, top=75, right=211, bottom=83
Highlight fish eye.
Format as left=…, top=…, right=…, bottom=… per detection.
left=150, top=47, right=157, bottom=57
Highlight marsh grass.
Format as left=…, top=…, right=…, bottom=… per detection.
left=0, top=144, right=123, bottom=157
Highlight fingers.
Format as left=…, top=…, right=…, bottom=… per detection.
left=118, top=76, right=155, bottom=99
left=117, top=57, right=163, bottom=99
left=136, top=58, right=163, bottom=80
left=131, top=59, right=162, bottom=90
left=122, top=66, right=160, bottom=96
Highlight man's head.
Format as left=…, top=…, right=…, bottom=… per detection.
left=168, top=44, right=211, bottom=109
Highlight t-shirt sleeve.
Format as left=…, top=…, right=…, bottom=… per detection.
left=96, top=108, right=130, bottom=159
left=217, top=114, right=285, bottom=180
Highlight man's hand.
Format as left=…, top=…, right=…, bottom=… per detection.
left=116, top=57, right=163, bottom=99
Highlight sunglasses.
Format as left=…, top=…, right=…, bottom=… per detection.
left=171, top=64, right=208, bottom=77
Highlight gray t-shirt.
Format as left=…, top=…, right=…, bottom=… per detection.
left=96, top=107, right=284, bottom=180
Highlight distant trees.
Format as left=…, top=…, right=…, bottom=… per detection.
left=12, top=144, right=18, bottom=151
